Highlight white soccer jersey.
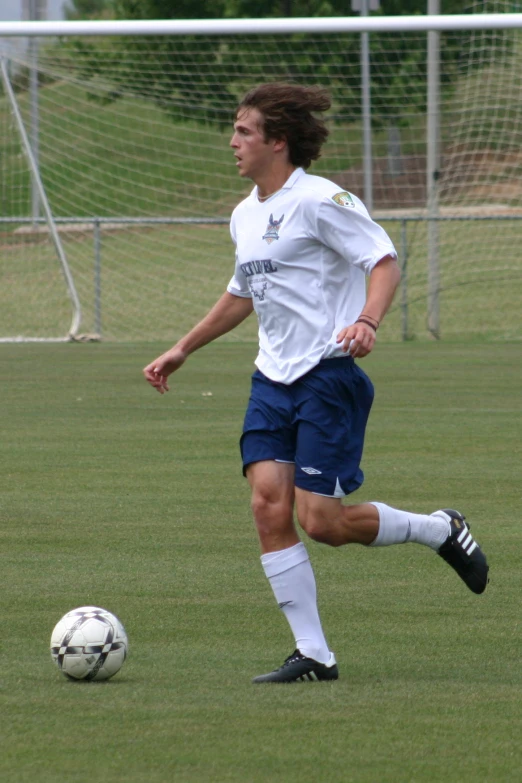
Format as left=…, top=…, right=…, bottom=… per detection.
left=227, top=167, right=397, bottom=384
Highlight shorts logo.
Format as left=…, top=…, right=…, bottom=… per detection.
left=332, top=191, right=355, bottom=208
left=262, top=213, right=284, bottom=244
left=301, top=466, right=322, bottom=475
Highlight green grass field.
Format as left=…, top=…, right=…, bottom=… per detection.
left=1, top=341, right=520, bottom=782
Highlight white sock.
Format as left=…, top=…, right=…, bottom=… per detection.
left=261, top=542, right=331, bottom=664
left=369, top=502, right=451, bottom=550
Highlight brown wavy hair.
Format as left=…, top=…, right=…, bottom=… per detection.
left=236, top=82, right=331, bottom=169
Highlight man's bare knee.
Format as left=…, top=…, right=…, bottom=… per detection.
left=297, top=503, right=339, bottom=546
left=251, top=490, right=291, bottom=528
left=300, top=514, right=341, bottom=546
left=296, top=489, right=344, bottom=547
left=247, top=460, right=298, bottom=552
left=248, top=462, right=294, bottom=525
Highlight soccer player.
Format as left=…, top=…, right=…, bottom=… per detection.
left=144, top=83, right=489, bottom=684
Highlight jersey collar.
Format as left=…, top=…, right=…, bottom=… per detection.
left=282, top=167, right=305, bottom=190
left=251, top=167, right=305, bottom=201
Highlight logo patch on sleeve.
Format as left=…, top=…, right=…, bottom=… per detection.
left=332, top=191, right=355, bottom=208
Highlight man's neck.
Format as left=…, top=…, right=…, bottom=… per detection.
left=255, top=165, right=298, bottom=200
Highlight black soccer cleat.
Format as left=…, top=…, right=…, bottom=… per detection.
left=434, top=509, right=489, bottom=594
left=252, top=649, right=339, bottom=684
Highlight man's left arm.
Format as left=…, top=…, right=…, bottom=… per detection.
left=336, top=254, right=401, bottom=358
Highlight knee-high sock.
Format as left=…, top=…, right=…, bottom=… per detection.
left=261, top=542, right=331, bottom=664
left=369, top=502, right=450, bottom=549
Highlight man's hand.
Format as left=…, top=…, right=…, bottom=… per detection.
left=336, top=255, right=400, bottom=359
left=336, top=321, right=376, bottom=359
left=143, top=292, right=254, bottom=394
left=143, top=346, right=187, bottom=394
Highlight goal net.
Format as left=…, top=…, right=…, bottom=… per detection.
left=0, top=2, right=521, bottom=342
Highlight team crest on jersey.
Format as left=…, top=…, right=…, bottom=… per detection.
left=250, top=275, right=269, bottom=301
left=332, top=191, right=355, bottom=208
left=262, top=213, right=284, bottom=244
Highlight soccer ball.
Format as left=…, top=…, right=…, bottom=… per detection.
left=50, top=606, right=128, bottom=681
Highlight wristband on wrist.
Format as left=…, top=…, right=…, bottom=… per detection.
left=355, top=317, right=378, bottom=331
left=359, top=313, right=379, bottom=326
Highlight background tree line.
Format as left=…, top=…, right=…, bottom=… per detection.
left=58, top=1, right=501, bottom=128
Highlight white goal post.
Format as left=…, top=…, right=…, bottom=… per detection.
left=1, top=8, right=521, bottom=343
left=0, top=56, right=81, bottom=342
left=2, top=13, right=522, bottom=35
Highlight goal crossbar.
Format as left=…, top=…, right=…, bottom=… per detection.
left=1, top=14, right=522, bottom=37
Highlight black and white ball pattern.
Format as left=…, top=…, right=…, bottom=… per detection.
left=50, top=606, right=128, bottom=681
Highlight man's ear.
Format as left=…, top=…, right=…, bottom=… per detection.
left=272, top=137, right=287, bottom=154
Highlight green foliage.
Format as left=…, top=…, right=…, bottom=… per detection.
left=64, top=0, right=115, bottom=20
left=225, top=0, right=338, bottom=15
left=113, top=0, right=227, bottom=19
left=62, top=0, right=493, bottom=18
left=53, top=0, right=489, bottom=128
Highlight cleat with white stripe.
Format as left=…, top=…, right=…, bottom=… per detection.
left=252, top=649, right=338, bottom=684
left=433, top=509, right=489, bottom=594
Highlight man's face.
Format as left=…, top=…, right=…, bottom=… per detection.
left=230, top=107, right=280, bottom=180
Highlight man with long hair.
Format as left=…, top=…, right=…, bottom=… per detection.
left=144, top=83, right=488, bottom=683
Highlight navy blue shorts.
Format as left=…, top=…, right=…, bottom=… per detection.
left=240, top=357, right=374, bottom=497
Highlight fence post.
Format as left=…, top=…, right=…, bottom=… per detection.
left=94, top=219, right=102, bottom=338
left=27, top=0, right=43, bottom=227
left=427, top=0, right=441, bottom=338
left=352, top=0, right=375, bottom=214
left=400, top=218, right=409, bottom=340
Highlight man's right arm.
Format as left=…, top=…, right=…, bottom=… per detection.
left=143, top=292, right=253, bottom=394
